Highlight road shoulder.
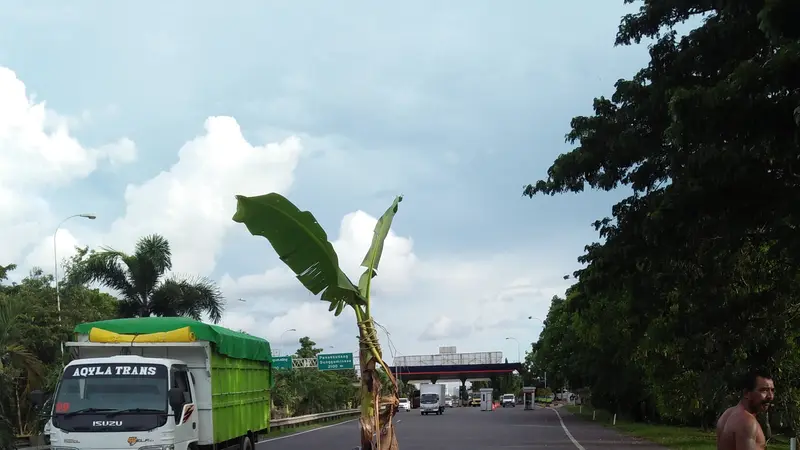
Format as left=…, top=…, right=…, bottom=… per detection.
left=555, top=406, right=669, bottom=449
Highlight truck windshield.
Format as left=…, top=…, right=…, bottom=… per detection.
left=54, top=363, right=168, bottom=415
left=420, top=394, right=439, bottom=404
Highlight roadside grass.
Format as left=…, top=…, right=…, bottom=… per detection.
left=564, top=405, right=790, bottom=450
left=259, top=416, right=356, bottom=440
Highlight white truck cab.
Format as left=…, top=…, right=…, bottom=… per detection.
left=419, top=384, right=446, bottom=415
left=42, top=354, right=199, bottom=450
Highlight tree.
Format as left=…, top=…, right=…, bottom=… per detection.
left=271, top=336, right=359, bottom=418
left=493, top=372, right=522, bottom=399
left=0, top=293, right=44, bottom=438
left=0, top=264, right=16, bottom=285
left=398, top=381, right=417, bottom=399
left=233, top=193, right=403, bottom=450
left=523, top=0, right=800, bottom=431
left=295, top=337, right=323, bottom=359
left=68, top=236, right=224, bottom=323
left=0, top=265, right=121, bottom=440
left=470, top=381, right=489, bottom=391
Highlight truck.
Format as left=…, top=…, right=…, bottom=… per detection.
left=30, top=317, right=274, bottom=450
left=419, top=383, right=446, bottom=415
left=469, top=392, right=481, bottom=407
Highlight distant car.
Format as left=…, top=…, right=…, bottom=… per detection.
left=501, top=394, right=516, bottom=407
left=398, top=398, right=411, bottom=411
left=470, top=396, right=481, bottom=407
left=445, top=398, right=453, bottom=408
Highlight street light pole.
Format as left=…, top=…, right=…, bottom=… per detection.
left=278, top=328, right=297, bottom=356
left=505, top=337, right=521, bottom=363
left=54, top=214, right=97, bottom=318
left=54, top=213, right=97, bottom=357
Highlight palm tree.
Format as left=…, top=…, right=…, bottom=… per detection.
left=68, top=234, right=224, bottom=323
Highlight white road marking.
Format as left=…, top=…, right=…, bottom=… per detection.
left=256, top=418, right=358, bottom=444
left=553, top=408, right=586, bottom=450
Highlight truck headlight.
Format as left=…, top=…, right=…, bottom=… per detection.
left=140, top=445, right=174, bottom=450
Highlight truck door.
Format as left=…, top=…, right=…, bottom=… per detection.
left=171, top=366, right=199, bottom=448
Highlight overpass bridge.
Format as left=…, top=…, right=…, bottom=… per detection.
left=386, top=348, right=523, bottom=394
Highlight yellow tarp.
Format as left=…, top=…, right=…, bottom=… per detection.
left=89, top=326, right=197, bottom=343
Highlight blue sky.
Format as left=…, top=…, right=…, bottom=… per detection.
left=0, top=1, right=650, bottom=369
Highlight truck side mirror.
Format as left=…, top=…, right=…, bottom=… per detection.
left=29, top=390, right=45, bottom=409
left=168, top=388, right=184, bottom=410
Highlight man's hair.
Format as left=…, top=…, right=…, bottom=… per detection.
left=741, top=369, right=773, bottom=393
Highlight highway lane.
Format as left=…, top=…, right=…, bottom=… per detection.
left=256, top=405, right=668, bottom=449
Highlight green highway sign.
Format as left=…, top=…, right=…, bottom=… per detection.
left=272, top=356, right=293, bottom=370
left=317, top=352, right=354, bottom=371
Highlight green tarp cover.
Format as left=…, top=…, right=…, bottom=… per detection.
left=74, top=317, right=272, bottom=363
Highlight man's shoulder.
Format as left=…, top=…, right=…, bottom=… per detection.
left=718, top=406, right=736, bottom=422
left=726, top=407, right=759, bottom=431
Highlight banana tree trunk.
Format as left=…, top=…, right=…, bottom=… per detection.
left=358, top=326, right=398, bottom=450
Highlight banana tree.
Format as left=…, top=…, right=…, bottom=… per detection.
left=232, top=193, right=402, bottom=450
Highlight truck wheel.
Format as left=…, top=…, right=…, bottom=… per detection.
left=241, top=435, right=253, bottom=450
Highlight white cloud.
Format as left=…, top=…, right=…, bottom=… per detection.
left=103, top=116, right=303, bottom=276
left=333, top=210, right=418, bottom=294
left=0, top=66, right=136, bottom=266
left=100, top=137, right=137, bottom=167
left=218, top=267, right=297, bottom=298
left=25, top=228, right=80, bottom=272
left=0, top=67, right=137, bottom=189
left=419, top=316, right=469, bottom=341
left=5, top=67, right=304, bottom=289
left=220, top=302, right=336, bottom=353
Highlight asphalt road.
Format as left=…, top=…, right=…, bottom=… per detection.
left=256, top=405, right=667, bottom=449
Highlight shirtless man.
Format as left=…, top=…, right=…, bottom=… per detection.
left=716, top=370, right=775, bottom=450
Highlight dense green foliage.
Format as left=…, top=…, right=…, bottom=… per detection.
left=272, top=337, right=359, bottom=418
left=0, top=264, right=119, bottom=444
left=525, top=0, right=800, bottom=433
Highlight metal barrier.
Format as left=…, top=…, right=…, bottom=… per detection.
left=16, top=409, right=361, bottom=449
left=269, top=408, right=360, bottom=431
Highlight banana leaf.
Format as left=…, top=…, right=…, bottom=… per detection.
left=232, top=193, right=366, bottom=312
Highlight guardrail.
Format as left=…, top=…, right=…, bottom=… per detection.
left=269, top=408, right=360, bottom=431
left=15, top=409, right=360, bottom=449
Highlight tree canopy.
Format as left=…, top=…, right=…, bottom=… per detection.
left=0, top=265, right=119, bottom=445
left=67, top=235, right=224, bottom=323
left=525, top=0, right=800, bottom=431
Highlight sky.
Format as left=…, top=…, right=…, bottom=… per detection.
left=0, top=1, right=652, bottom=370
